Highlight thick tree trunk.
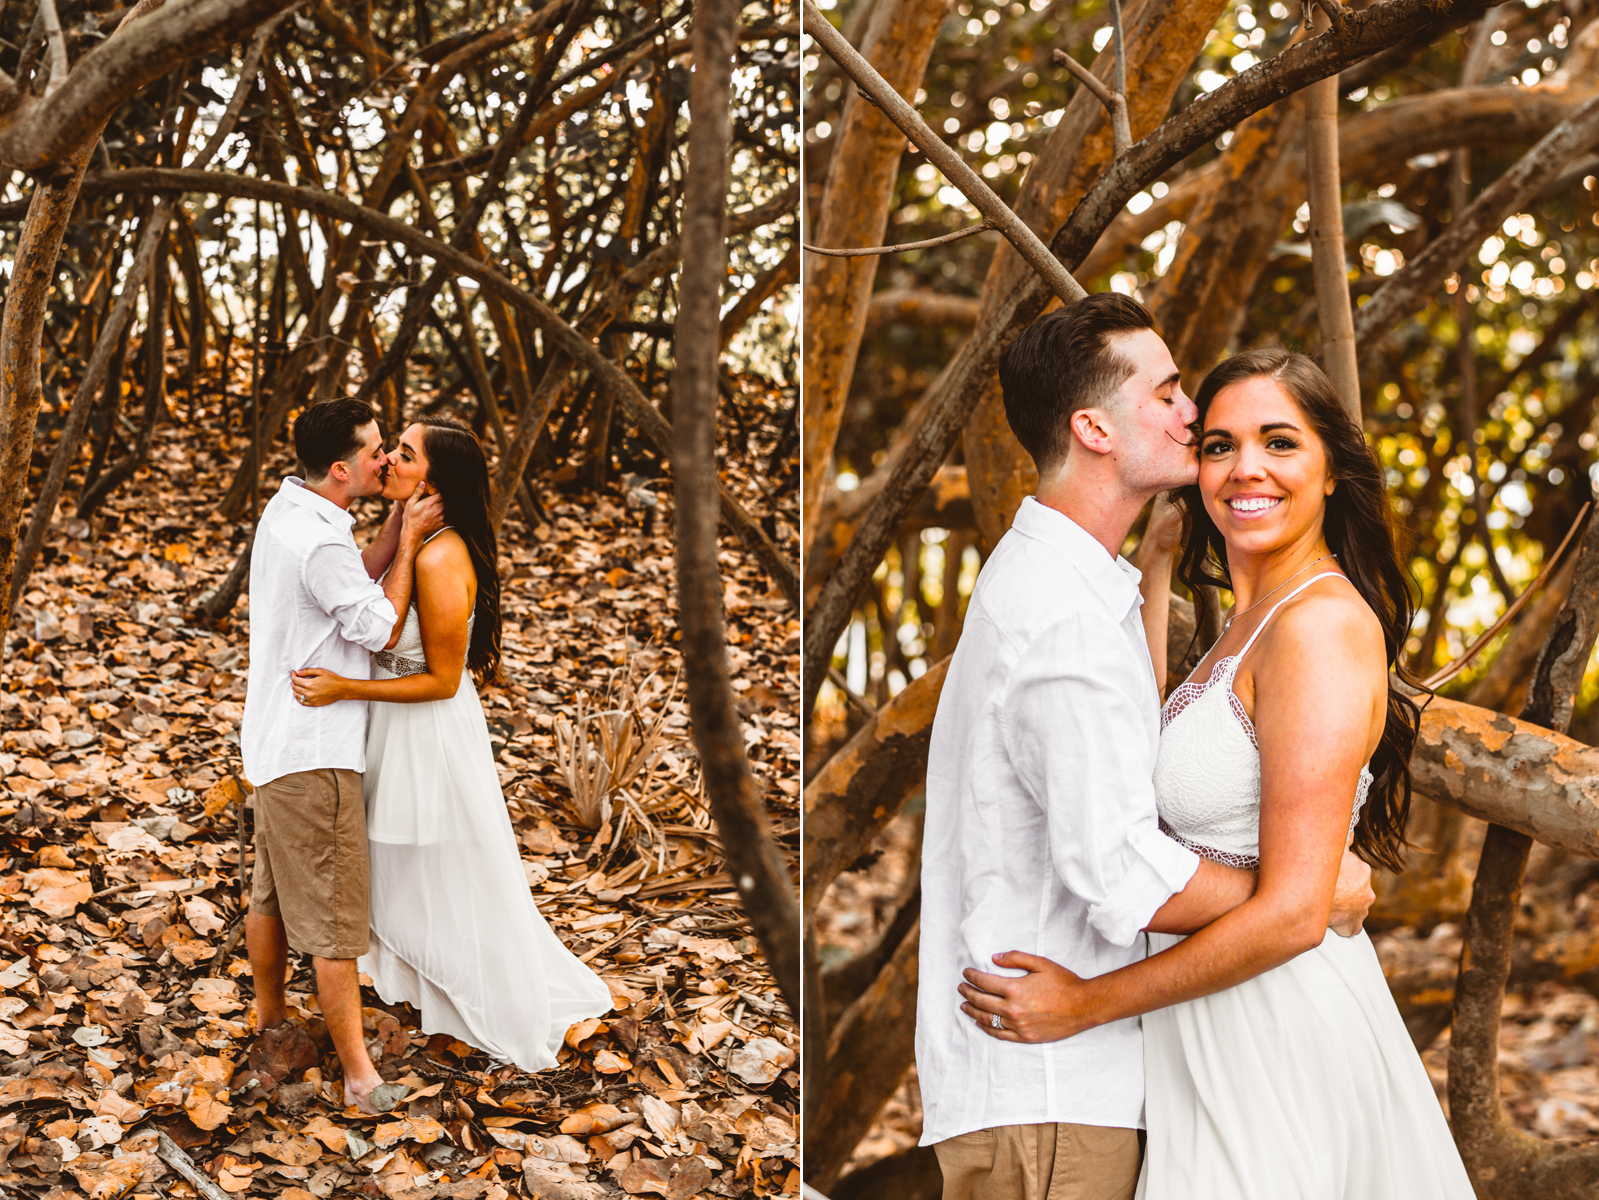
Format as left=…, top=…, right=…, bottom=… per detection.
left=800, top=0, right=954, bottom=561
left=10, top=198, right=174, bottom=610
left=0, top=139, right=94, bottom=666
left=804, top=918, right=920, bottom=1194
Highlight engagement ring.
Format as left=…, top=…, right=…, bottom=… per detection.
left=990, top=1013, right=1003, bottom=1031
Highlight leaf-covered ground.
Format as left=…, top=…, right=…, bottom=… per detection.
left=0, top=378, right=799, bottom=1200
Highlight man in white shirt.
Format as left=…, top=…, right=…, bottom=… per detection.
left=242, top=397, right=442, bottom=1115
left=914, top=294, right=1370, bottom=1199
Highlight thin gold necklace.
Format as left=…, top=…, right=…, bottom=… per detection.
left=1222, top=553, right=1339, bottom=632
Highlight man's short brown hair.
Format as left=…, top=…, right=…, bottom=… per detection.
left=998, top=293, right=1155, bottom=474
left=293, top=398, right=380, bottom=481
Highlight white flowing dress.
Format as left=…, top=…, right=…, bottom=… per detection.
left=1137, top=574, right=1473, bottom=1198
left=358, top=596, right=612, bottom=1071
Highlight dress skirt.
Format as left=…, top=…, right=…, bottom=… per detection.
left=358, top=665, right=612, bottom=1071
left=1136, top=928, right=1475, bottom=1199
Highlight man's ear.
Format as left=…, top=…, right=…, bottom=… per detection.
left=328, top=458, right=352, bottom=484
left=1069, top=406, right=1115, bottom=456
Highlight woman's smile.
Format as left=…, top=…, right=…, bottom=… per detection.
left=1224, top=493, right=1284, bottom=519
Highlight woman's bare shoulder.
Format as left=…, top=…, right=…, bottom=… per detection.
left=1264, top=577, right=1385, bottom=669
left=416, top=528, right=472, bottom=571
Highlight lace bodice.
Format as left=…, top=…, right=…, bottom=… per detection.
left=371, top=602, right=474, bottom=677
left=1153, top=574, right=1371, bottom=869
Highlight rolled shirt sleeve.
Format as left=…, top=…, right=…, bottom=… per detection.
left=300, top=541, right=400, bottom=654
left=1004, top=614, right=1200, bottom=947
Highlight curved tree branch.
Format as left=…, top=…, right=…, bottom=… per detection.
left=1047, top=0, right=1509, bottom=272
left=1447, top=506, right=1599, bottom=1196
left=0, top=0, right=298, bottom=174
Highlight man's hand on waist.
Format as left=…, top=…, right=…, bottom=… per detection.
left=1328, top=849, right=1374, bottom=937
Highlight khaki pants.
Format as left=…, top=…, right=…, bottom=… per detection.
left=935, top=1123, right=1140, bottom=1200
left=250, top=768, right=369, bottom=959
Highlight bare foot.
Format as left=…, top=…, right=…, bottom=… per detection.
left=344, top=1075, right=381, bottom=1116
left=344, top=1076, right=406, bottom=1116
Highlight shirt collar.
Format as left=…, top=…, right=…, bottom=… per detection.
left=277, top=476, right=356, bottom=530
left=1011, top=496, right=1144, bottom=620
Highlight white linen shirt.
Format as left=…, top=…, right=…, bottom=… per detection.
left=916, top=496, right=1201, bottom=1144
left=241, top=477, right=399, bottom=787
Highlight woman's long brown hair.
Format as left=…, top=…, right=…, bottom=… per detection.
left=1177, top=350, right=1422, bottom=872
left=418, top=417, right=502, bottom=687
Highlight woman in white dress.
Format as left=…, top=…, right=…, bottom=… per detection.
left=291, top=417, right=612, bottom=1072
left=959, top=351, right=1474, bottom=1197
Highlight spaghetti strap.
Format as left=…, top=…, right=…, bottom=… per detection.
left=1234, top=570, right=1346, bottom=661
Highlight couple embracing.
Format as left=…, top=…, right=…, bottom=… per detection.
left=916, top=294, right=1475, bottom=1197
left=239, top=398, right=610, bottom=1113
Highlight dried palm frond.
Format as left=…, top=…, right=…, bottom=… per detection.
left=554, top=661, right=684, bottom=834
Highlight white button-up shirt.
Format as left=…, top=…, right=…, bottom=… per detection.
left=916, top=496, right=1201, bottom=1143
left=241, top=478, right=399, bottom=787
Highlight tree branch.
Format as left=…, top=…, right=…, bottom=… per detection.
left=1304, top=0, right=1359, bottom=421
left=672, top=0, right=798, bottom=1016
left=1051, top=48, right=1129, bottom=156
left=1447, top=507, right=1599, bottom=1196
left=36, top=0, right=68, bottom=99
left=0, top=0, right=299, bottom=173
left=802, top=219, right=995, bottom=258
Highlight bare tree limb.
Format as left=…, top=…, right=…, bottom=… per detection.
left=673, top=0, right=798, bottom=1015
left=1051, top=46, right=1114, bottom=109
left=802, top=220, right=995, bottom=258
left=1051, top=48, right=1130, bottom=156
left=801, top=0, right=1082, bottom=304
left=37, top=0, right=68, bottom=99
left=1421, top=502, right=1591, bottom=691
left=0, top=0, right=298, bottom=173
left=1105, top=0, right=1131, bottom=155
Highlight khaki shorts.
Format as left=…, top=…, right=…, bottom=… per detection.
left=935, top=1122, right=1140, bottom=1200
left=250, top=768, right=369, bottom=960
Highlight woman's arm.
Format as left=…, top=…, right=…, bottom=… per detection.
left=293, top=534, right=476, bottom=705
left=959, top=590, right=1386, bottom=1043
left=1133, top=494, right=1183, bottom=697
